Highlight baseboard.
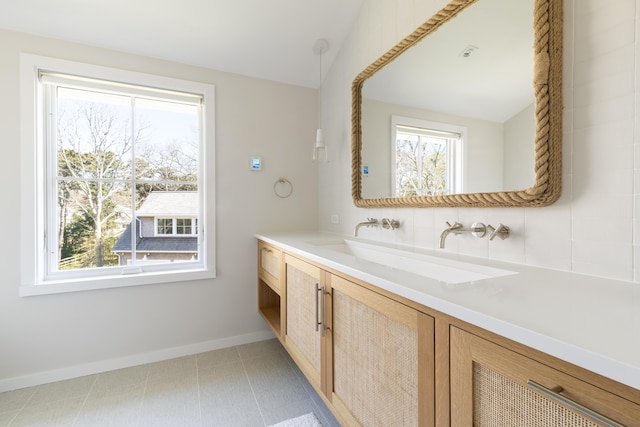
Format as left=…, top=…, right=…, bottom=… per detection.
left=0, top=330, right=275, bottom=393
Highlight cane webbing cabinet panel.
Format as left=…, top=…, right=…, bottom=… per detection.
left=329, top=274, right=435, bottom=427
left=450, top=327, right=640, bottom=427
left=283, top=254, right=323, bottom=389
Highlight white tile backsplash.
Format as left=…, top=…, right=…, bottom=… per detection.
left=574, top=19, right=635, bottom=63
left=574, top=0, right=634, bottom=41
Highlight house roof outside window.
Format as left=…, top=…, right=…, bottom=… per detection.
left=136, top=191, right=198, bottom=217
left=113, top=191, right=198, bottom=255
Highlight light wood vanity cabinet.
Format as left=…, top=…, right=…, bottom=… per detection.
left=257, top=240, right=640, bottom=427
left=280, top=253, right=435, bottom=426
left=450, top=327, right=640, bottom=427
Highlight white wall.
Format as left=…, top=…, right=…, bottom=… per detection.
left=0, top=29, right=318, bottom=390
left=319, top=0, right=639, bottom=281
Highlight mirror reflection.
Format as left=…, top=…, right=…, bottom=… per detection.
left=360, top=0, right=535, bottom=199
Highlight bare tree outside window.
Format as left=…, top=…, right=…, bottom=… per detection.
left=395, top=132, right=447, bottom=197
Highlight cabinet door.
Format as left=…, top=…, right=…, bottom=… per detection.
left=283, top=254, right=325, bottom=391
left=329, top=274, right=435, bottom=427
left=450, top=327, right=640, bottom=427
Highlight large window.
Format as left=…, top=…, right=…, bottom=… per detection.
left=392, top=116, right=464, bottom=197
left=20, top=55, right=215, bottom=295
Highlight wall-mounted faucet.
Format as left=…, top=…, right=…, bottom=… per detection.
left=439, top=221, right=510, bottom=248
left=354, top=218, right=379, bottom=236
left=439, top=221, right=487, bottom=248
left=354, top=218, right=400, bottom=236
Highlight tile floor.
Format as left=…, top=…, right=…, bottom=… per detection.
left=0, top=339, right=340, bottom=427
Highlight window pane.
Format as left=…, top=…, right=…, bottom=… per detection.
left=396, top=136, right=420, bottom=197
left=422, top=137, right=447, bottom=196
left=176, top=218, right=193, bottom=235
left=56, top=87, right=132, bottom=180
left=134, top=98, right=199, bottom=183
left=157, top=218, right=173, bottom=235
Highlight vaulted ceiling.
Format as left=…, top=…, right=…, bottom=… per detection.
left=0, top=0, right=363, bottom=88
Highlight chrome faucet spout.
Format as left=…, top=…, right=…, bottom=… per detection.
left=354, top=218, right=379, bottom=237
left=439, top=221, right=463, bottom=248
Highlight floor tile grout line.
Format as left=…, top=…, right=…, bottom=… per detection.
left=238, top=350, right=270, bottom=427
left=6, top=383, right=40, bottom=427
left=70, top=375, right=99, bottom=427
left=279, top=347, right=329, bottom=426
left=195, top=349, right=205, bottom=427
left=139, top=362, right=151, bottom=421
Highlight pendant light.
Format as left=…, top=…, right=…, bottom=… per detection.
left=313, top=39, right=329, bottom=162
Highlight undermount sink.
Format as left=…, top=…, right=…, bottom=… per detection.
left=311, top=239, right=516, bottom=284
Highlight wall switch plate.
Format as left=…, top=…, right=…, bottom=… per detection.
left=249, top=156, right=262, bottom=171
left=331, top=214, right=340, bottom=224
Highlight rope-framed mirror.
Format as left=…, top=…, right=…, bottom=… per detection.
left=351, top=0, right=562, bottom=208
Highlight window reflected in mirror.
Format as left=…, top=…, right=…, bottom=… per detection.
left=392, top=117, right=463, bottom=197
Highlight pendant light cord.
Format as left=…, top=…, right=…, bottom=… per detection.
left=318, top=43, right=323, bottom=127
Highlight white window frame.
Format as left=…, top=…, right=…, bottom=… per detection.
left=391, top=116, right=465, bottom=197
left=19, top=54, right=216, bottom=296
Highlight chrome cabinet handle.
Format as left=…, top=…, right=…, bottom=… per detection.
left=527, top=380, right=624, bottom=427
left=315, top=283, right=320, bottom=332
left=320, top=286, right=326, bottom=337
left=314, top=283, right=326, bottom=336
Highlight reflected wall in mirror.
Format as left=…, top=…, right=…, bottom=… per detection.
left=352, top=0, right=562, bottom=208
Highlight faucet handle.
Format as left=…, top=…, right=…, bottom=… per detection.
left=381, top=218, right=400, bottom=230
left=487, top=224, right=510, bottom=241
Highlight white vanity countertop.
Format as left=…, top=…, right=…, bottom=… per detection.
left=256, top=232, right=640, bottom=391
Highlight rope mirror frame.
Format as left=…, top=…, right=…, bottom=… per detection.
left=351, top=0, right=562, bottom=208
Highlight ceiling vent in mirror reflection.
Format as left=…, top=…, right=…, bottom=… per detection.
left=459, top=44, right=479, bottom=58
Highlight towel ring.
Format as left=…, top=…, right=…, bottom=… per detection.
left=274, top=178, right=293, bottom=198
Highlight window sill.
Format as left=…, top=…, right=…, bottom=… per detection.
left=20, top=268, right=215, bottom=297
